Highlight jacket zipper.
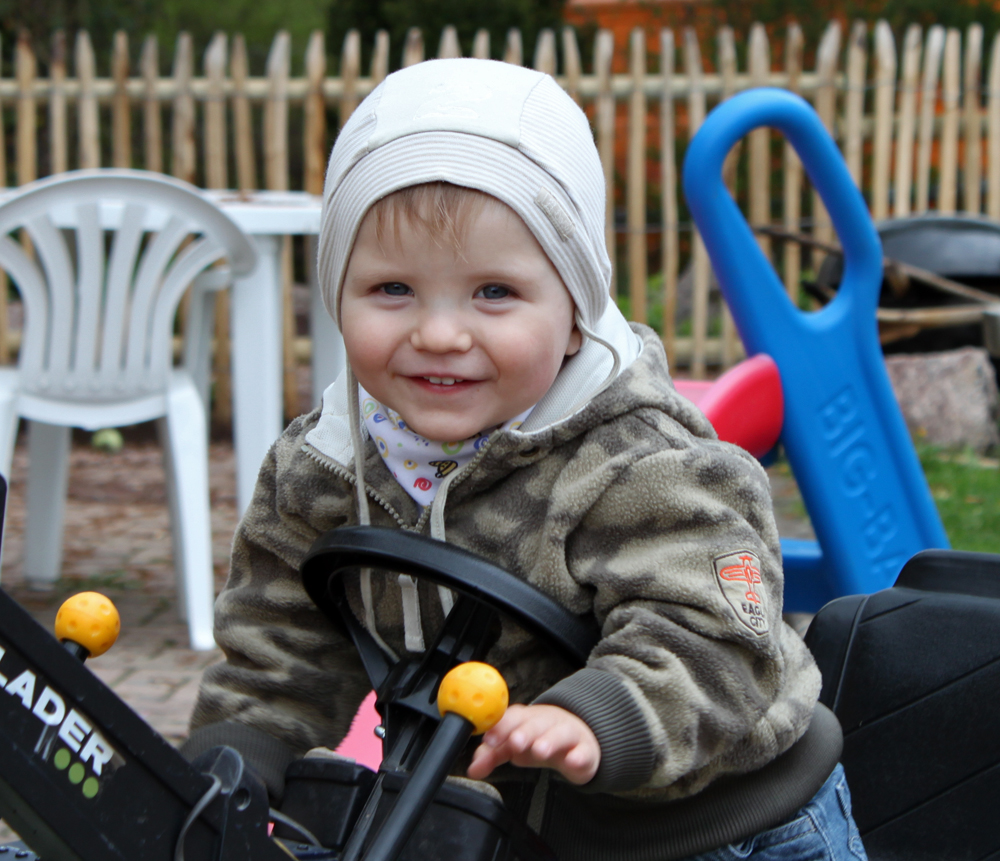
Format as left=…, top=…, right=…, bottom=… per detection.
left=301, top=443, right=412, bottom=530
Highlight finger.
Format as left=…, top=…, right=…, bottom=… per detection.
left=527, top=722, right=582, bottom=763
left=480, top=704, right=529, bottom=749
left=467, top=742, right=505, bottom=779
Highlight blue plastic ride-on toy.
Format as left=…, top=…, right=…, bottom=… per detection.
left=683, top=88, right=949, bottom=612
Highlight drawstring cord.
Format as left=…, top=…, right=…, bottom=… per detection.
left=347, top=366, right=399, bottom=661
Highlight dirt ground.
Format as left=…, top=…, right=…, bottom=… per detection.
left=0, top=378, right=814, bottom=845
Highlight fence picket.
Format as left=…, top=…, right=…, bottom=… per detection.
left=718, top=24, right=738, bottom=369
left=749, top=23, right=771, bottom=264
left=627, top=28, right=647, bottom=326
left=916, top=26, right=945, bottom=212
left=812, top=21, right=841, bottom=246
left=988, top=32, right=1000, bottom=219
left=684, top=27, right=710, bottom=380
left=473, top=29, right=490, bottom=60
left=963, top=23, right=984, bottom=213
left=783, top=23, right=804, bottom=302
left=265, top=32, right=290, bottom=191
left=438, top=26, right=460, bottom=59
left=304, top=31, right=326, bottom=196
left=893, top=24, right=922, bottom=217
left=231, top=35, right=256, bottom=192
left=504, top=29, right=523, bottom=66
left=50, top=31, right=68, bottom=175
left=141, top=35, right=162, bottom=174
left=660, top=29, right=678, bottom=367
left=171, top=33, right=196, bottom=183
left=717, top=26, right=738, bottom=191
left=562, top=27, right=581, bottom=103
left=76, top=32, right=100, bottom=170
left=871, top=21, right=896, bottom=220
left=534, top=29, right=557, bottom=75
left=939, top=28, right=961, bottom=214
left=204, top=33, right=227, bottom=190
left=403, top=28, right=424, bottom=67
left=112, top=31, right=131, bottom=168
left=371, top=31, right=390, bottom=84
left=844, top=21, right=868, bottom=186
left=16, top=33, right=36, bottom=187
left=203, top=32, right=231, bottom=427
left=595, top=29, right=615, bottom=287
left=340, top=30, right=361, bottom=125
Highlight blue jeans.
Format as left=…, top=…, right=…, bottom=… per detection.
left=686, top=764, right=868, bottom=861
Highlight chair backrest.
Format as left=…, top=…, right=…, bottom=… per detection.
left=0, top=170, right=256, bottom=404
left=682, top=89, right=948, bottom=610
left=804, top=550, right=1000, bottom=860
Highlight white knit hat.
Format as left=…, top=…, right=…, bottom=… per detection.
left=319, top=57, right=616, bottom=330
left=316, top=58, right=642, bottom=435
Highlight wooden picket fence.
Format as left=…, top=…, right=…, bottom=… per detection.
left=1, top=20, right=998, bottom=424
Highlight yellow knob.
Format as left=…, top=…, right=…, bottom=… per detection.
left=437, top=662, right=509, bottom=735
left=55, top=592, right=121, bottom=658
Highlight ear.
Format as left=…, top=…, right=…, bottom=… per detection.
left=565, top=322, right=583, bottom=357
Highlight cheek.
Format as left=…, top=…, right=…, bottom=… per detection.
left=492, top=326, right=570, bottom=391
left=342, top=304, right=392, bottom=371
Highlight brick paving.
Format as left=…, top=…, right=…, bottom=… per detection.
left=0, top=425, right=813, bottom=845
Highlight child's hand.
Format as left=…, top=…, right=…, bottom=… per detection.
left=466, top=704, right=600, bottom=785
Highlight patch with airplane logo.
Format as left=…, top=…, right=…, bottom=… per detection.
left=713, top=550, right=769, bottom=635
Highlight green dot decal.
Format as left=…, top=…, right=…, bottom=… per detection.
left=68, top=763, right=85, bottom=784
left=54, top=748, right=71, bottom=770
left=82, top=777, right=100, bottom=799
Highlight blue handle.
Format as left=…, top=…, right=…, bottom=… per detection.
left=683, top=88, right=947, bottom=606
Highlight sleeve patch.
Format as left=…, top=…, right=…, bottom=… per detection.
left=713, top=550, right=769, bottom=635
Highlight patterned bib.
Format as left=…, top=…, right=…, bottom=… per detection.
left=360, top=388, right=532, bottom=508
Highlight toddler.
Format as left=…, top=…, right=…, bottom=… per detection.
left=186, top=58, right=863, bottom=860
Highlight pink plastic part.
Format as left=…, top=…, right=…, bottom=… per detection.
left=676, top=354, right=784, bottom=459
left=672, top=379, right=714, bottom=407
left=333, top=690, right=383, bottom=770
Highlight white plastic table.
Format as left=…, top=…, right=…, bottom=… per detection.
left=205, top=191, right=345, bottom=514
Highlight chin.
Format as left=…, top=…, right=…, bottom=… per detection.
left=407, top=419, right=486, bottom=444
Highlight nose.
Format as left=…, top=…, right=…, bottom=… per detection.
left=410, top=312, right=473, bottom=353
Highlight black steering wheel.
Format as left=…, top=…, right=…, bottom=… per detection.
left=301, top=526, right=600, bottom=674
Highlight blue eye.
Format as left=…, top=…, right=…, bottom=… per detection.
left=479, top=284, right=511, bottom=300
left=380, top=282, right=411, bottom=296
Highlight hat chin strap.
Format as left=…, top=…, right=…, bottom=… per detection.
left=571, top=310, right=621, bottom=407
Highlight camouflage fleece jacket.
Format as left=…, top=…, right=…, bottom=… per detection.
left=188, top=324, right=821, bottom=802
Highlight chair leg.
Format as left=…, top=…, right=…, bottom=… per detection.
left=24, top=421, right=71, bottom=589
left=162, top=376, right=216, bottom=651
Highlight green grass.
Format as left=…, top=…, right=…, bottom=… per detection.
left=768, top=444, right=1000, bottom=555
left=917, top=446, right=1000, bottom=554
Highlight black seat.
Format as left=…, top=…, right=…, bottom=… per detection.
left=804, top=549, right=1000, bottom=861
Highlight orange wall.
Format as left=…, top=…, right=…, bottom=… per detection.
left=564, top=0, right=725, bottom=71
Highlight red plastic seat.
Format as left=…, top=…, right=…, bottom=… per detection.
left=674, top=354, right=784, bottom=460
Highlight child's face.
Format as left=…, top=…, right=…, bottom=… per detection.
left=340, top=201, right=582, bottom=442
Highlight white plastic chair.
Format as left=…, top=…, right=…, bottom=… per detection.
left=0, top=169, right=257, bottom=650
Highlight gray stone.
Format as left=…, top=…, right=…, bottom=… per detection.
left=884, top=347, right=1000, bottom=453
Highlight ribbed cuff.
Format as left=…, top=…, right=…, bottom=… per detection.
left=181, top=720, right=295, bottom=802
left=534, top=668, right=655, bottom=793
